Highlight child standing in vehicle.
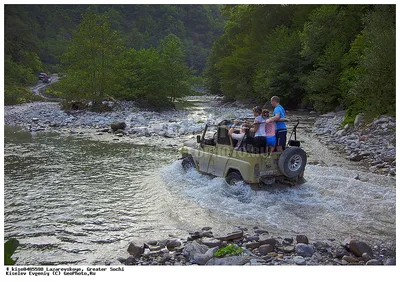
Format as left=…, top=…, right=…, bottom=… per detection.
left=262, top=109, right=276, bottom=156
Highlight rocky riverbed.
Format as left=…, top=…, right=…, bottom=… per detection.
left=3, top=96, right=252, bottom=149
left=312, top=112, right=396, bottom=177
left=4, top=97, right=396, bottom=177
left=119, top=227, right=396, bottom=266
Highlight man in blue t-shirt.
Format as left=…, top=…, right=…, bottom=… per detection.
left=265, top=96, right=287, bottom=151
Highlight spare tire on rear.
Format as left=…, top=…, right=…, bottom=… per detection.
left=278, top=147, right=307, bottom=178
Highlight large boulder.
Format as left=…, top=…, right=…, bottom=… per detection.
left=183, top=241, right=209, bottom=261
left=127, top=242, right=144, bottom=258
left=111, top=122, right=126, bottom=132
left=192, top=247, right=218, bottom=265
left=349, top=240, right=373, bottom=257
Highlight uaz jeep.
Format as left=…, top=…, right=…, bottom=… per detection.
left=179, top=119, right=307, bottom=186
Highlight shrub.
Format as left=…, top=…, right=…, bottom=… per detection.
left=214, top=244, right=243, bottom=258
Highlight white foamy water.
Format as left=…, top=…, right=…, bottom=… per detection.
left=161, top=159, right=395, bottom=245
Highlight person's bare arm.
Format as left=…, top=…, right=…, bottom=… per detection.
left=266, top=112, right=280, bottom=123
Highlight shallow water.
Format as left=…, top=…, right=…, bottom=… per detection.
left=4, top=100, right=396, bottom=265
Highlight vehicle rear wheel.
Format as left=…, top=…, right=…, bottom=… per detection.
left=278, top=147, right=307, bottom=178
left=182, top=157, right=195, bottom=171
left=225, top=172, right=243, bottom=185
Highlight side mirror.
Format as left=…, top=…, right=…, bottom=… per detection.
left=197, top=135, right=201, bottom=143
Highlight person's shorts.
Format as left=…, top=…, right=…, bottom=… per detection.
left=266, top=136, right=276, bottom=146
left=276, top=129, right=287, bottom=148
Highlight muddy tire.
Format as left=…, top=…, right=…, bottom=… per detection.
left=225, top=172, right=243, bottom=185
left=182, top=157, right=195, bottom=171
left=278, top=147, right=307, bottom=178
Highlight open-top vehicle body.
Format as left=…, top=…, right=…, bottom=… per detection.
left=179, top=118, right=307, bottom=187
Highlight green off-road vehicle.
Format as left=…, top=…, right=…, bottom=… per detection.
left=179, top=119, right=307, bottom=187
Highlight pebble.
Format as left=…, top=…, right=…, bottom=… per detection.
left=293, top=256, right=306, bottom=265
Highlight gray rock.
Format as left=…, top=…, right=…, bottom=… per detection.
left=111, top=122, right=126, bottom=132
left=124, top=256, right=135, bottom=265
left=199, top=238, right=221, bottom=248
left=366, top=259, right=382, bottom=265
left=183, top=241, right=209, bottom=261
left=283, top=237, right=294, bottom=244
left=254, top=229, right=269, bottom=235
left=245, top=241, right=261, bottom=250
left=189, top=231, right=202, bottom=240
left=334, top=247, right=350, bottom=259
left=214, top=230, right=243, bottom=241
left=296, top=235, right=309, bottom=245
left=295, top=243, right=314, bottom=257
left=117, top=257, right=126, bottom=264
left=245, top=235, right=259, bottom=242
left=258, top=244, right=274, bottom=255
left=116, top=133, right=124, bottom=137
left=258, top=235, right=277, bottom=246
left=201, top=231, right=213, bottom=238
left=148, top=245, right=162, bottom=252
left=293, top=256, right=306, bottom=265
left=283, top=245, right=295, bottom=253
left=193, top=247, right=217, bottom=265
left=127, top=242, right=144, bottom=258
left=312, top=252, right=322, bottom=262
left=354, top=113, right=364, bottom=128
left=349, top=240, right=373, bottom=257
left=147, top=240, right=158, bottom=246
left=206, top=256, right=252, bottom=266
left=202, top=227, right=212, bottom=231
left=349, top=153, right=363, bottom=161
left=158, top=239, right=168, bottom=248
left=342, top=255, right=359, bottom=263
left=159, top=254, right=172, bottom=264
left=335, top=129, right=346, bottom=137
left=166, top=239, right=181, bottom=250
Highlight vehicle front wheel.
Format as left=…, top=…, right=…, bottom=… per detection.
left=181, top=157, right=195, bottom=172
left=225, top=172, right=243, bottom=185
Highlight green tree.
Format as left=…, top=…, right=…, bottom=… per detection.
left=254, top=25, right=304, bottom=108
left=300, top=5, right=365, bottom=112
left=159, top=34, right=193, bottom=102
left=119, top=47, right=172, bottom=109
left=59, top=9, right=124, bottom=102
left=341, top=5, right=395, bottom=120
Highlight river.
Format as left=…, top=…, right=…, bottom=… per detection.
left=3, top=97, right=396, bottom=265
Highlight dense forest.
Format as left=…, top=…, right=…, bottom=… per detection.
left=4, top=4, right=225, bottom=108
left=205, top=4, right=395, bottom=121
left=4, top=4, right=395, bottom=121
